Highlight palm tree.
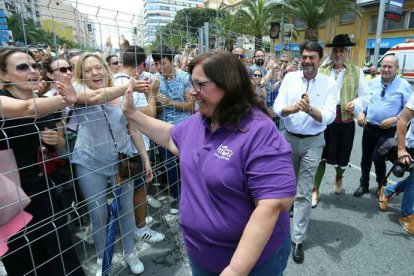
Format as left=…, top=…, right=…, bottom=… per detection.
left=229, top=0, right=281, bottom=50
left=281, top=0, right=361, bottom=41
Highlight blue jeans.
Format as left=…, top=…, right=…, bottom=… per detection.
left=384, top=169, right=414, bottom=217
left=158, top=147, right=180, bottom=199
left=75, top=164, right=136, bottom=258
left=189, top=233, right=291, bottom=276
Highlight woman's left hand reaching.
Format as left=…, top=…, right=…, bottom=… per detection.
left=122, top=79, right=135, bottom=116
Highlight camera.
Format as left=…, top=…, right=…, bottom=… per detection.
left=392, top=162, right=414, bottom=178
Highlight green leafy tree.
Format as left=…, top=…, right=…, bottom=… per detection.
left=7, top=14, right=80, bottom=48
left=229, top=0, right=281, bottom=50
left=280, top=0, right=361, bottom=41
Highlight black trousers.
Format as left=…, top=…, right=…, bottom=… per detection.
left=360, top=123, right=396, bottom=187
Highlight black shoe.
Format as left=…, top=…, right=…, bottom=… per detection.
left=292, top=242, right=304, bottom=264
left=354, top=186, right=369, bottom=197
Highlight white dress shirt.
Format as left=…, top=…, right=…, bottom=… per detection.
left=273, top=70, right=338, bottom=135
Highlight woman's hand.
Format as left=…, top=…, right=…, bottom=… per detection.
left=122, top=81, right=135, bottom=116
left=40, top=127, right=59, bottom=146
left=144, top=160, right=153, bottom=183
left=148, top=77, right=159, bottom=96
left=56, top=75, right=77, bottom=105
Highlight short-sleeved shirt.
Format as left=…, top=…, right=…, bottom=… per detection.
left=171, top=108, right=297, bottom=272
left=366, top=76, right=412, bottom=126
left=158, top=70, right=191, bottom=125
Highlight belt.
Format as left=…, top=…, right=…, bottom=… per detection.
left=286, top=130, right=322, bottom=139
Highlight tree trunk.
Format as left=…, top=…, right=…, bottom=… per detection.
left=255, top=36, right=262, bottom=51
left=304, top=28, right=319, bottom=42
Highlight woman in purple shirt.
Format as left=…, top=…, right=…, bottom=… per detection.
left=123, top=50, right=296, bottom=275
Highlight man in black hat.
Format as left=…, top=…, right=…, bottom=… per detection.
left=312, top=34, right=370, bottom=206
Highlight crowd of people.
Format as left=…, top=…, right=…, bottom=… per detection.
left=1, top=33, right=413, bottom=276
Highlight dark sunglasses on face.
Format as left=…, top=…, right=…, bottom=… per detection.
left=52, top=66, right=72, bottom=73
left=15, top=63, right=42, bottom=73
left=253, top=74, right=262, bottom=77
left=111, top=61, right=122, bottom=66
left=234, top=54, right=245, bottom=59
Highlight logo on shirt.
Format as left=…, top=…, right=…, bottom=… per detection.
left=215, top=144, right=233, bottom=160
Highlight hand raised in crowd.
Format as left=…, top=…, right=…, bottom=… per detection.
left=33, top=77, right=47, bottom=95
left=122, top=79, right=136, bottom=116
left=380, top=116, right=399, bottom=129
left=357, top=112, right=367, bottom=127
left=40, top=127, right=60, bottom=146
left=119, top=35, right=130, bottom=50
left=345, top=101, right=355, bottom=113
left=55, top=74, right=77, bottom=104
left=58, top=44, right=66, bottom=58
left=297, top=93, right=311, bottom=113
left=148, top=77, right=159, bottom=96
left=131, top=75, right=149, bottom=92
left=106, top=36, right=112, bottom=48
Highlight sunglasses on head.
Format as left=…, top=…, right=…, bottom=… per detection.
left=52, top=66, right=72, bottom=74
left=253, top=74, right=262, bottom=77
left=111, top=61, right=122, bottom=66
left=15, top=63, right=42, bottom=73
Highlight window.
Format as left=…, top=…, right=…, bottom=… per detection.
left=339, top=12, right=354, bottom=24
left=368, top=12, right=408, bottom=32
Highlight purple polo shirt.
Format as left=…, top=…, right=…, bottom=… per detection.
left=171, top=108, right=296, bottom=272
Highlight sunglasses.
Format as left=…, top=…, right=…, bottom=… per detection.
left=51, top=66, right=72, bottom=73
left=15, top=63, right=42, bottom=73
left=234, top=54, right=245, bottom=59
left=253, top=74, right=262, bottom=77
left=111, top=61, right=122, bottom=66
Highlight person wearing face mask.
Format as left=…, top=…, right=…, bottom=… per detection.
left=273, top=41, right=337, bottom=264
left=312, top=34, right=370, bottom=206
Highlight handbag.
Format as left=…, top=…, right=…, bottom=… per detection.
left=0, top=149, right=31, bottom=226
left=101, top=106, right=143, bottom=179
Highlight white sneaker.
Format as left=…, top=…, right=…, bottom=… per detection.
left=135, top=227, right=165, bottom=243
left=124, top=253, right=144, bottom=274
left=96, top=258, right=103, bottom=276
left=146, top=195, right=161, bottom=208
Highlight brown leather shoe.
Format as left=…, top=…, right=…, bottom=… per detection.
left=399, top=214, right=414, bottom=235
left=334, top=176, right=343, bottom=194
left=378, top=186, right=390, bottom=211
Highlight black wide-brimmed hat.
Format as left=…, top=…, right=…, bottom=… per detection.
left=326, top=34, right=355, bottom=47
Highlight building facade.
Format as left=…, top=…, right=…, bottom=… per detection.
left=0, top=0, right=41, bottom=24
left=144, top=0, right=205, bottom=45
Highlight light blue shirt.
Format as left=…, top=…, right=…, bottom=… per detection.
left=158, top=70, right=191, bottom=125
left=366, top=76, right=412, bottom=126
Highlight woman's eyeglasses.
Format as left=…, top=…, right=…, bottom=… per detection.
left=253, top=74, right=262, bottom=78
left=15, top=63, right=42, bottom=73
left=51, top=66, right=72, bottom=74
left=190, top=79, right=213, bottom=93
left=111, top=61, right=122, bottom=66
left=234, top=54, right=245, bottom=59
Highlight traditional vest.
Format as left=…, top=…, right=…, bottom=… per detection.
left=319, top=63, right=360, bottom=122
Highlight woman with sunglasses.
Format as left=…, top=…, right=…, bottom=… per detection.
left=106, top=55, right=122, bottom=75
left=41, top=56, right=73, bottom=96
left=252, top=69, right=266, bottom=99
left=122, top=50, right=296, bottom=276
left=71, top=52, right=150, bottom=275
left=0, top=48, right=84, bottom=275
